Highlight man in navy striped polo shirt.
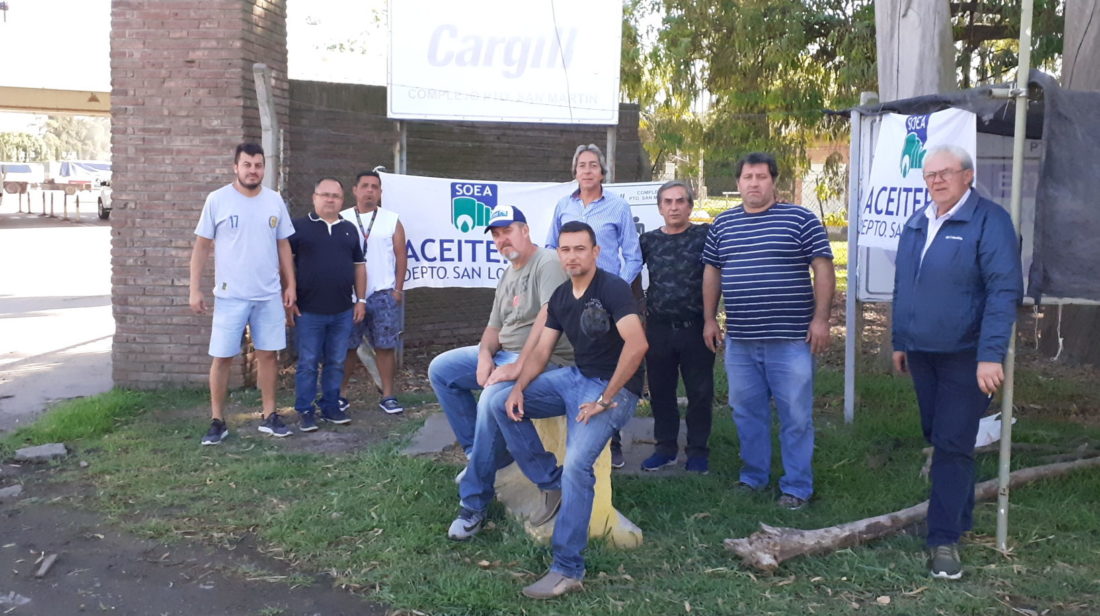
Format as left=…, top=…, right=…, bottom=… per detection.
left=702, top=152, right=835, bottom=510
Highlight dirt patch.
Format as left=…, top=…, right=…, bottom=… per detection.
left=0, top=465, right=385, bottom=616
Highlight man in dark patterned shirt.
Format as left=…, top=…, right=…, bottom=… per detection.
left=639, top=181, right=715, bottom=474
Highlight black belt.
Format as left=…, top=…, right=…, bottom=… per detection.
left=648, top=315, right=701, bottom=329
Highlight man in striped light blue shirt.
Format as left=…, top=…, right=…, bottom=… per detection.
left=702, top=152, right=835, bottom=511
left=546, top=144, right=643, bottom=469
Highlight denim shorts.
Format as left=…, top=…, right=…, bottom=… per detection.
left=361, top=289, right=402, bottom=349
left=209, top=295, right=286, bottom=357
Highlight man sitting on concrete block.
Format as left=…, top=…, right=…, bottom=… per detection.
left=490, top=220, right=648, bottom=600
left=431, top=205, right=573, bottom=533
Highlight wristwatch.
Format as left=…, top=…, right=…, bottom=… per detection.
left=356, top=298, right=367, bottom=303
left=595, top=394, right=612, bottom=409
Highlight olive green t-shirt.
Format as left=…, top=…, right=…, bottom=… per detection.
left=488, top=247, right=574, bottom=366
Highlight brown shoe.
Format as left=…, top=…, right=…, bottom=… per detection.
left=521, top=570, right=583, bottom=599
left=529, top=489, right=562, bottom=526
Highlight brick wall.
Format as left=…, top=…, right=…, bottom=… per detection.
left=110, top=8, right=647, bottom=387
left=110, top=0, right=288, bottom=387
left=286, top=80, right=647, bottom=349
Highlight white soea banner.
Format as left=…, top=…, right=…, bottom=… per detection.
left=857, top=108, right=977, bottom=250
left=387, top=0, right=622, bottom=124
left=380, top=173, right=662, bottom=289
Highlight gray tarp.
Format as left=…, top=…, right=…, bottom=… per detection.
left=838, top=70, right=1100, bottom=303
left=1026, top=72, right=1100, bottom=302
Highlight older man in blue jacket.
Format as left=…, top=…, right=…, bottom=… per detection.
left=892, top=144, right=1022, bottom=581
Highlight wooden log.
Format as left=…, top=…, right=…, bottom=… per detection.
left=725, top=456, right=1100, bottom=571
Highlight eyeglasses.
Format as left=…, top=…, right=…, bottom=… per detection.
left=314, top=192, right=343, bottom=200
left=922, top=168, right=965, bottom=182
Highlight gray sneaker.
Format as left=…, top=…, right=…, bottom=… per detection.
left=257, top=413, right=291, bottom=438
left=521, top=570, right=583, bottom=600
left=529, top=489, right=562, bottom=527
left=777, top=494, right=808, bottom=510
left=447, top=507, right=485, bottom=541
left=929, top=544, right=963, bottom=580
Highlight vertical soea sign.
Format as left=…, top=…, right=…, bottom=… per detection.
left=858, top=109, right=977, bottom=250
left=388, top=0, right=622, bottom=124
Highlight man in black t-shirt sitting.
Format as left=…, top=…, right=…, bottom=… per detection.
left=485, top=221, right=648, bottom=600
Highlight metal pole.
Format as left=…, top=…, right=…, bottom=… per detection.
left=606, top=125, right=617, bottom=183
left=393, top=121, right=402, bottom=174
left=76, top=194, right=81, bottom=221
left=252, top=63, right=280, bottom=191
left=399, top=122, right=408, bottom=174
left=843, top=91, right=877, bottom=423
left=996, top=0, right=1033, bottom=553
left=844, top=107, right=863, bottom=424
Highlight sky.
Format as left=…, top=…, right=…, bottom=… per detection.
left=0, top=0, right=388, bottom=131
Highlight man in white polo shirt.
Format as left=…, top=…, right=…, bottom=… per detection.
left=189, top=142, right=297, bottom=445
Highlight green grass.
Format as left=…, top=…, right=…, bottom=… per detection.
left=11, top=368, right=1100, bottom=615
left=0, top=388, right=205, bottom=457
left=831, top=240, right=848, bottom=292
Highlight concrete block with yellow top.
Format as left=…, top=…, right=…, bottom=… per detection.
left=492, top=415, right=643, bottom=548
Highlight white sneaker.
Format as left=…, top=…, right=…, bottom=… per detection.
left=447, top=508, right=485, bottom=541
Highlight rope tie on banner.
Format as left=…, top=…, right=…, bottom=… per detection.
left=1052, top=304, right=1064, bottom=361
left=1032, top=305, right=1040, bottom=351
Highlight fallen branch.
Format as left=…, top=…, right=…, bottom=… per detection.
left=918, top=442, right=1095, bottom=478
left=725, top=456, right=1100, bottom=572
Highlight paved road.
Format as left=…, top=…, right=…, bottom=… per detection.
left=0, top=192, right=114, bottom=432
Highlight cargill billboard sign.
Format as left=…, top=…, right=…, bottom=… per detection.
left=388, top=0, right=622, bottom=125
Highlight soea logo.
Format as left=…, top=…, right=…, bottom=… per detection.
left=899, top=114, right=931, bottom=177
left=450, top=182, right=497, bottom=233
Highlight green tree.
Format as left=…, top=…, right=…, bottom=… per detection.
left=41, top=115, right=110, bottom=160
left=0, top=132, right=49, bottom=161
left=623, top=0, right=877, bottom=193
left=952, top=0, right=1064, bottom=88
left=620, top=0, right=1065, bottom=195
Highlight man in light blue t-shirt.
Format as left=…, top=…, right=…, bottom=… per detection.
left=189, top=142, right=297, bottom=445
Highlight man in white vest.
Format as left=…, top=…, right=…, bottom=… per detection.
left=340, top=170, right=408, bottom=414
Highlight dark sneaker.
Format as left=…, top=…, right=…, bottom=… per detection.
left=379, top=397, right=404, bottom=414
left=201, top=419, right=228, bottom=446
left=929, top=544, right=963, bottom=580
left=530, top=489, right=562, bottom=526
left=777, top=493, right=808, bottom=511
left=320, top=407, right=351, bottom=425
left=338, top=397, right=350, bottom=412
left=522, top=570, right=583, bottom=599
left=734, top=481, right=764, bottom=494
left=641, top=452, right=676, bottom=472
left=610, top=447, right=625, bottom=469
left=298, top=411, right=319, bottom=432
left=257, top=413, right=291, bottom=438
left=447, top=507, right=485, bottom=541
left=685, top=456, right=709, bottom=474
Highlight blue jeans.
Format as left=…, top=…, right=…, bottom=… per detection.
left=724, top=339, right=815, bottom=500
left=485, top=367, right=637, bottom=580
left=907, top=349, right=990, bottom=547
left=294, top=309, right=354, bottom=414
left=428, top=345, right=520, bottom=456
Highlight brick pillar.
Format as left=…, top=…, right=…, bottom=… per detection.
left=110, top=0, right=288, bottom=388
